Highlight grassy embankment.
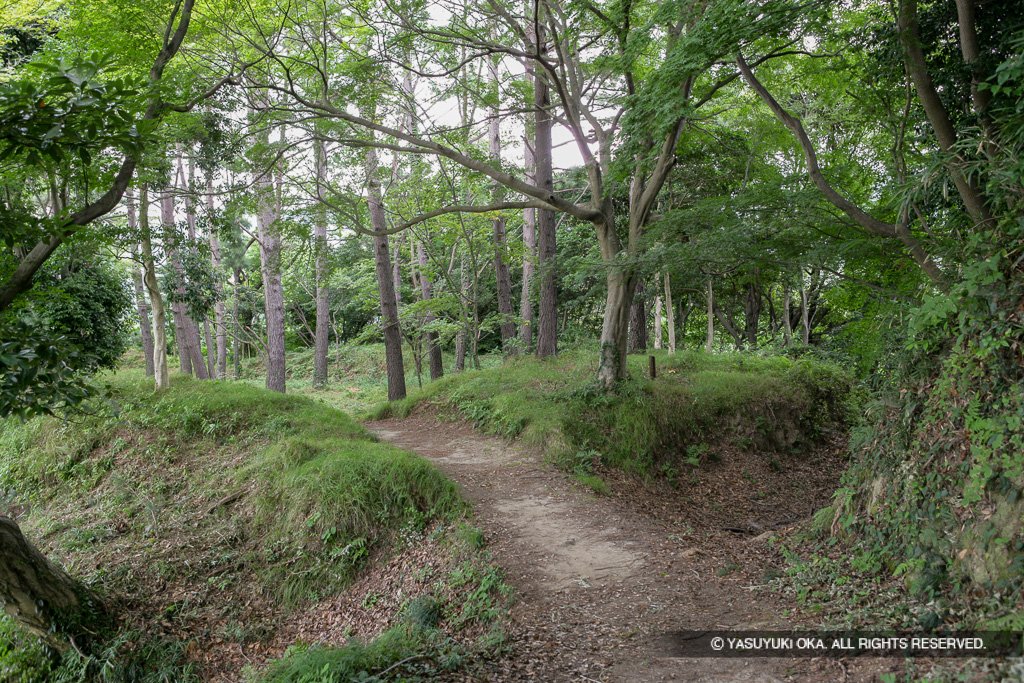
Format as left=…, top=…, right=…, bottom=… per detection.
left=368, top=347, right=857, bottom=492
left=0, top=372, right=511, bottom=682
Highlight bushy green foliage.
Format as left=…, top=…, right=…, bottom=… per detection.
left=34, top=259, right=133, bottom=370
left=0, top=316, right=102, bottom=419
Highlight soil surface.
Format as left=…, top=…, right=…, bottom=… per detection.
left=366, top=416, right=902, bottom=682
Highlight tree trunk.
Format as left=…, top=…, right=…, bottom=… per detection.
left=800, top=270, right=810, bottom=345
left=455, top=255, right=468, bottom=371
left=255, top=167, right=286, bottom=392
left=706, top=279, right=714, bottom=353
left=127, top=190, right=155, bottom=377
left=783, top=284, right=793, bottom=346
left=162, top=189, right=207, bottom=379
left=313, top=137, right=330, bottom=388
left=417, top=242, right=444, bottom=381
left=534, top=22, right=557, bottom=359
left=392, top=236, right=404, bottom=305
left=664, top=272, right=675, bottom=354
left=653, top=277, right=663, bottom=350
left=629, top=279, right=647, bottom=353
left=203, top=318, right=216, bottom=378
left=744, top=278, right=760, bottom=349
left=233, top=268, right=242, bottom=379
left=488, top=54, right=518, bottom=355
left=365, top=146, right=407, bottom=401
left=596, top=266, right=636, bottom=386
left=139, top=183, right=169, bottom=389
left=521, top=146, right=537, bottom=353
left=713, top=303, right=745, bottom=349
left=0, top=516, right=105, bottom=652
left=207, top=190, right=227, bottom=379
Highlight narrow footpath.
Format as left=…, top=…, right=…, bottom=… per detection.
left=366, top=416, right=877, bottom=682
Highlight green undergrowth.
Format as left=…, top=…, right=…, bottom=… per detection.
left=369, top=348, right=856, bottom=480
left=771, top=225, right=1024, bottom=661
left=248, top=526, right=512, bottom=683
left=0, top=372, right=478, bottom=680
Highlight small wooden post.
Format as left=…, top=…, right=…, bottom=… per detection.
left=648, top=355, right=656, bottom=379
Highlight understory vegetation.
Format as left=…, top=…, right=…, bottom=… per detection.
left=0, top=376, right=510, bottom=681
left=370, top=347, right=856, bottom=492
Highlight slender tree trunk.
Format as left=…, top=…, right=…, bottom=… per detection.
left=706, top=279, right=714, bottom=353
left=783, top=284, right=793, bottom=346
left=665, top=272, right=675, bottom=354
left=653, top=277, right=663, bottom=350
left=180, top=154, right=211, bottom=379
left=801, top=283, right=810, bottom=345
left=487, top=54, right=517, bottom=355
left=521, top=148, right=537, bottom=353
left=256, top=160, right=286, bottom=393
left=127, top=189, right=154, bottom=376
left=313, top=137, right=330, bottom=388
left=417, top=242, right=444, bottom=381
left=455, top=255, right=468, bottom=371
left=392, top=236, right=403, bottom=305
left=203, top=318, right=216, bottom=378
left=534, top=21, right=557, bottom=358
left=207, top=190, right=227, bottom=378
left=139, top=183, right=169, bottom=389
left=365, top=146, right=407, bottom=401
left=233, top=268, right=242, bottom=379
left=744, top=278, right=760, bottom=349
left=800, top=269, right=811, bottom=345
left=131, top=260, right=155, bottom=376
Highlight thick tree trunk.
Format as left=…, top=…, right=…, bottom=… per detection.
left=0, top=516, right=104, bottom=652
left=365, top=147, right=407, bottom=401
left=629, top=279, right=647, bottom=353
left=313, top=138, right=330, bottom=388
left=417, top=242, right=444, bottom=381
left=664, top=272, right=675, bottom=354
left=139, top=184, right=169, bottom=389
left=596, top=267, right=636, bottom=387
left=126, top=189, right=154, bottom=376
left=162, top=190, right=207, bottom=379
left=534, top=24, right=557, bottom=359
left=256, top=169, right=286, bottom=393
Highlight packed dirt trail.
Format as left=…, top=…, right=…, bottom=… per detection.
left=366, top=415, right=861, bottom=682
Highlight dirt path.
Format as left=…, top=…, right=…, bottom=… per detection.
left=366, top=416, right=853, bottom=682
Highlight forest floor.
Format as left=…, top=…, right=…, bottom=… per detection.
left=365, top=413, right=905, bottom=682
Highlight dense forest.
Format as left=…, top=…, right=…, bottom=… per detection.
left=1, top=0, right=1023, bottom=680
